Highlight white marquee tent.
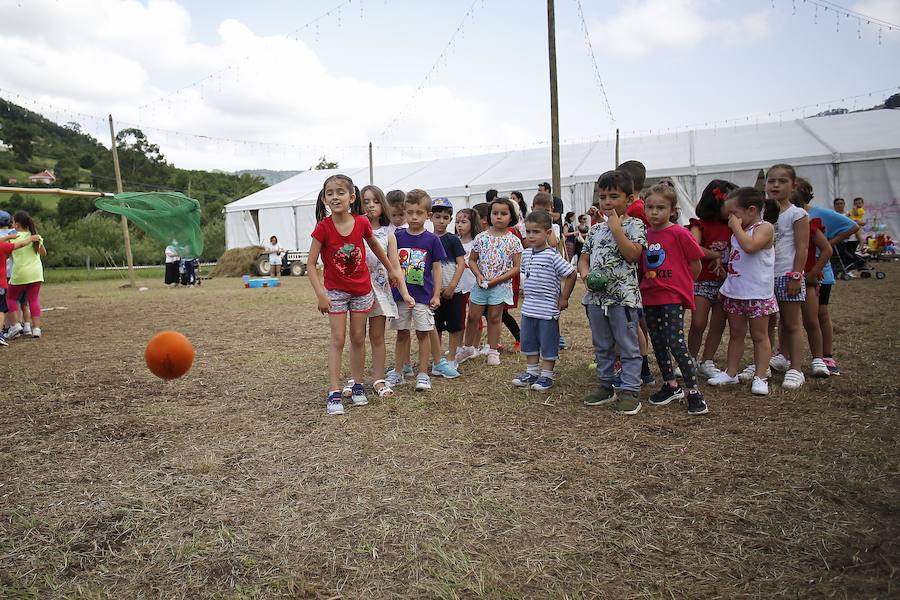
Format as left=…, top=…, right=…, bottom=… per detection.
left=225, top=109, right=900, bottom=252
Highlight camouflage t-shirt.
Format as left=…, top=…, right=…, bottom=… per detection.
left=581, top=216, right=647, bottom=309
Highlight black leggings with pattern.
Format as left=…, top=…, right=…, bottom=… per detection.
left=645, top=304, right=698, bottom=388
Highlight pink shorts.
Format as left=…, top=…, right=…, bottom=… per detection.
left=721, top=295, right=779, bottom=318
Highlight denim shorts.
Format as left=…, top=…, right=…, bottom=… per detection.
left=469, top=283, right=513, bottom=306
left=520, top=315, right=561, bottom=361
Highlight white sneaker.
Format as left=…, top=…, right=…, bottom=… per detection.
left=415, top=373, right=432, bottom=392
left=479, top=344, right=491, bottom=356
left=782, top=368, right=805, bottom=390
left=751, top=377, right=769, bottom=396
left=697, top=360, right=720, bottom=379
left=810, top=358, right=830, bottom=378
left=31, top=328, right=41, bottom=339
left=770, top=353, right=790, bottom=372
left=5, top=323, right=23, bottom=340
left=707, top=371, right=740, bottom=386
left=486, top=349, right=501, bottom=366
left=738, top=364, right=771, bottom=383
left=22, top=324, right=32, bottom=336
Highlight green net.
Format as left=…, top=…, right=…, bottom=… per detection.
left=95, top=192, right=203, bottom=257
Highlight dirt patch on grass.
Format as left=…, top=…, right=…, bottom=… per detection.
left=1, top=266, right=898, bottom=598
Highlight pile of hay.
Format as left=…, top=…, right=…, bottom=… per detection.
left=210, top=246, right=263, bottom=277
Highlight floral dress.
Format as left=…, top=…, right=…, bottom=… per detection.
left=366, top=225, right=398, bottom=318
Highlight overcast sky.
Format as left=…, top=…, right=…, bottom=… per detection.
left=0, top=0, right=897, bottom=172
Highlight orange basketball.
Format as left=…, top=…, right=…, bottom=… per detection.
left=145, top=331, right=194, bottom=380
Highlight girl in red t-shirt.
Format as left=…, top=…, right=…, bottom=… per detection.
left=640, top=185, right=707, bottom=415
left=687, top=180, right=736, bottom=379
left=308, top=174, right=410, bottom=416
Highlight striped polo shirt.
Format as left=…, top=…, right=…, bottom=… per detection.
left=520, top=247, right=575, bottom=320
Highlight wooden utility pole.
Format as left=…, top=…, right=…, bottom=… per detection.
left=108, top=115, right=137, bottom=288
left=547, top=0, right=561, bottom=201
left=368, top=142, right=374, bottom=185
left=615, top=128, right=620, bottom=168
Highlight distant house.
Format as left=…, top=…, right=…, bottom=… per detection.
left=28, top=169, right=56, bottom=185
left=7, top=176, right=17, bottom=184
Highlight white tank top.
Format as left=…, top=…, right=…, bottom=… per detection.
left=721, top=223, right=775, bottom=300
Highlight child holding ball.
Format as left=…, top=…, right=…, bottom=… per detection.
left=307, top=175, right=412, bottom=416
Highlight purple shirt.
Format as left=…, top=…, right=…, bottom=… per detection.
left=393, top=228, right=446, bottom=305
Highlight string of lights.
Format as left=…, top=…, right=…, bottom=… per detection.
left=783, top=0, right=898, bottom=42
left=2, top=84, right=897, bottom=161
left=573, top=0, right=615, bottom=124
left=376, top=0, right=486, bottom=140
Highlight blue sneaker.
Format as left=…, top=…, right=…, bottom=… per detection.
left=431, top=357, right=460, bottom=379
left=0, top=333, right=7, bottom=347
left=402, top=363, right=414, bottom=378
left=512, top=372, right=539, bottom=387
left=326, top=391, right=345, bottom=416
left=531, top=376, right=555, bottom=391
left=385, top=369, right=404, bottom=386
left=350, top=383, right=369, bottom=406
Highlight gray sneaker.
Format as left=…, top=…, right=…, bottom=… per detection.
left=326, top=392, right=345, bottom=416
left=584, top=386, right=616, bottom=406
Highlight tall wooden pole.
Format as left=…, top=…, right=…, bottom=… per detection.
left=108, top=115, right=137, bottom=289
left=547, top=0, right=561, bottom=203
left=615, top=128, right=620, bottom=168
left=368, top=142, right=374, bottom=185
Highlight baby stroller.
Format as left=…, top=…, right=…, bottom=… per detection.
left=831, top=241, right=886, bottom=280
left=179, top=258, right=200, bottom=287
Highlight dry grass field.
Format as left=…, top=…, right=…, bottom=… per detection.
left=1, top=263, right=898, bottom=599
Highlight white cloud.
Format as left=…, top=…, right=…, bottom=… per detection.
left=588, top=0, right=769, bottom=57
left=853, top=1, right=900, bottom=26
left=0, top=0, right=534, bottom=171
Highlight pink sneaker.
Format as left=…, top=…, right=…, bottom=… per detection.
left=455, top=346, right=479, bottom=364
left=486, top=349, right=501, bottom=366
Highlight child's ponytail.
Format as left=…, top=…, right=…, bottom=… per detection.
left=762, top=198, right=781, bottom=224
left=13, top=211, right=39, bottom=252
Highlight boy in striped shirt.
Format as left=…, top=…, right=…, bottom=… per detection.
left=512, top=211, right=577, bottom=391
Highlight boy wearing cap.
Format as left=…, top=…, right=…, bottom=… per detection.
left=429, top=197, right=465, bottom=376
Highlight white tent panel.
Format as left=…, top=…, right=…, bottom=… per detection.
left=295, top=201, right=320, bottom=254
left=225, top=210, right=259, bottom=248
left=693, top=120, right=832, bottom=170
left=805, top=109, right=900, bottom=160
left=795, top=164, right=836, bottom=208
left=837, top=158, right=900, bottom=236
left=257, top=206, right=296, bottom=249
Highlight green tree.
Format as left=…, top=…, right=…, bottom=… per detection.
left=56, top=196, right=98, bottom=226
left=79, top=153, right=96, bottom=169
left=6, top=124, right=34, bottom=162
left=55, top=156, right=80, bottom=189
left=314, top=156, right=338, bottom=170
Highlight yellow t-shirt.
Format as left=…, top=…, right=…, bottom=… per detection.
left=9, top=232, right=44, bottom=285
left=848, top=207, right=866, bottom=223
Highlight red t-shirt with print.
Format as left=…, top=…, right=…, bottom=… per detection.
left=640, top=224, right=705, bottom=309
left=311, top=215, right=374, bottom=296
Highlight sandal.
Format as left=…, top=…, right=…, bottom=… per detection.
left=373, top=379, right=393, bottom=398
left=341, top=379, right=355, bottom=398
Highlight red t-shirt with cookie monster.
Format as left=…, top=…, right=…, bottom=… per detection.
left=640, top=224, right=704, bottom=309
left=311, top=215, right=374, bottom=296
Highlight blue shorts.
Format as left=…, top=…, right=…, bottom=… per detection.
left=520, top=315, right=561, bottom=361
left=469, top=283, right=513, bottom=306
